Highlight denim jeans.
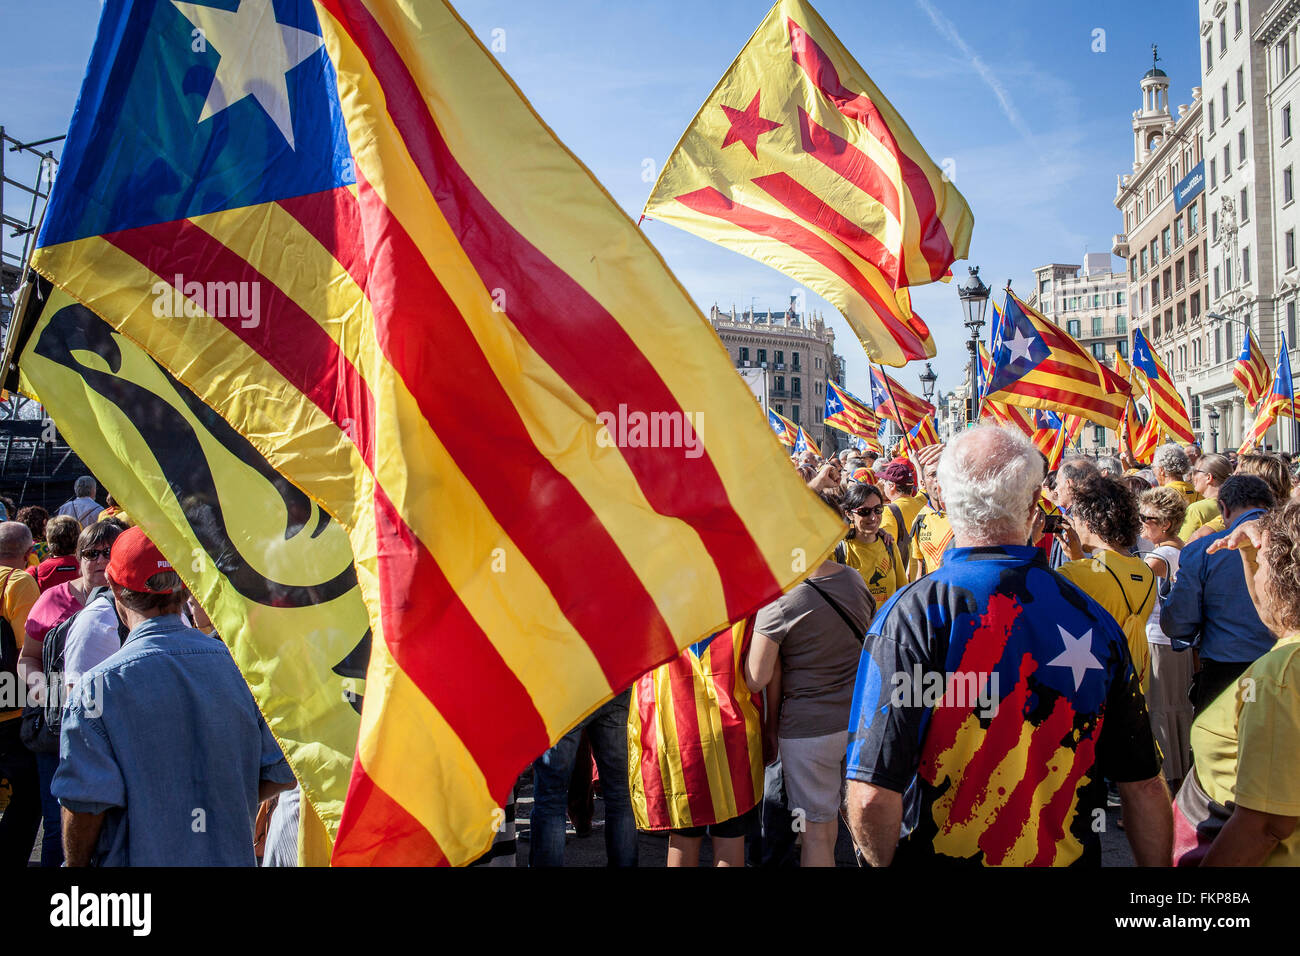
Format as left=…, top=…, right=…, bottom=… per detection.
left=35, top=751, right=63, bottom=867
left=530, top=690, right=637, bottom=867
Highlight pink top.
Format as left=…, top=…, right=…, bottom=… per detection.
left=24, top=580, right=85, bottom=645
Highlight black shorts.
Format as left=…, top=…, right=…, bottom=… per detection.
left=670, top=804, right=758, bottom=839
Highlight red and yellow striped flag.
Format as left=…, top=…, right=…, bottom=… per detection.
left=628, top=620, right=765, bottom=830
left=978, top=344, right=1034, bottom=436
left=870, top=366, right=935, bottom=433
left=824, top=380, right=881, bottom=448
left=907, top=415, right=940, bottom=450
left=1233, top=327, right=1270, bottom=408
left=29, top=0, right=845, bottom=866
left=1131, top=330, right=1195, bottom=444
left=1240, top=337, right=1297, bottom=453
left=642, top=0, right=973, bottom=366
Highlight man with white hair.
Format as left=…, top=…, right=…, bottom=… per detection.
left=1153, top=444, right=1200, bottom=503
left=844, top=425, right=1171, bottom=867
left=1096, top=456, right=1124, bottom=479
left=55, top=476, right=104, bottom=526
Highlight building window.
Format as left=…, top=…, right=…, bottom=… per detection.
left=775, top=375, right=785, bottom=392
left=792, top=377, right=801, bottom=395
left=1116, top=314, right=1127, bottom=333
left=1238, top=130, right=1247, bottom=164
left=792, top=351, right=800, bottom=368
left=1222, top=84, right=1229, bottom=120
left=1290, top=301, right=1298, bottom=344
left=1163, top=268, right=1172, bottom=299
left=1117, top=339, right=1128, bottom=358
left=1210, top=158, right=1217, bottom=188
left=1223, top=144, right=1231, bottom=177
left=739, top=347, right=749, bottom=363
left=1225, top=256, right=1233, bottom=290
left=1190, top=203, right=1200, bottom=234
left=1282, top=39, right=1293, bottom=76
left=1241, top=187, right=1249, bottom=221
left=1150, top=238, right=1158, bottom=264
left=1286, top=166, right=1294, bottom=204
left=774, top=350, right=784, bottom=366
left=1179, top=345, right=1187, bottom=370
left=1130, top=257, right=1137, bottom=280
left=1175, top=217, right=1185, bottom=247
left=1117, top=291, right=1126, bottom=306
left=757, top=349, right=766, bottom=365
left=1288, top=230, right=1296, bottom=270
left=1176, top=259, right=1185, bottom=290
left=1162, top=227, right=1171, bottom=258
left=774, top=404, right=783, bottom=415
left=1235, top=0, right=1242, bottom=34
left=1285, top=104, right=1293, bottom=141
left=1092, top=316, right=1103, bottom=336
left=1140, top=248, right=1148, bottom=274
left=1243, top=246, right=1251, bottom=283
left=1236, top=66, right=1244, bottom=105
left=1191, top=291, right=1201, bottom=320
left=792, top=405, right=800, bottom=424
left=1189, top=248, right=1200, bottom=279
left=1214, top=265, right=1221, bottom=298
left=1092, top=342, right=1106, bottom=359
left=1067, top=319, right=1081, bottom=337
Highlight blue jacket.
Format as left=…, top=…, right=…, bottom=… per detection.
left=1159, top=508, right=1276, bottom=663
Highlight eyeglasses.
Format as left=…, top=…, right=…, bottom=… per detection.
left=1138, top=514, right=1163, bottom=524
left=80, top=548, right=111, bottom=560
left=851, top=505, right=885, bottom=517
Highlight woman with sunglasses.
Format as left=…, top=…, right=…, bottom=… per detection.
left=15, top=518, right=124, bottom=867
left=840, top=483, right=906, bottom=609
left=1138, top=486, right=1192, bottom=796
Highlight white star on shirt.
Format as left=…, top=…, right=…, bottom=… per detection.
left=1004, top=327, right=1037, bottom=366
left=1047, top=625, right=1104, bottom=691
left=173, top=0, right=325, bottom=149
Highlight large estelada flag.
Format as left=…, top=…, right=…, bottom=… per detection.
left=824, top=380, right=880, bottom=447
left=1241, top=335, right=1297, bottom=453
left=1234, top=327, right=1271, bottom=409
left=16, top=282, right=364, bottom=858
left=870, top=366, right=935, bottom=433
left=984, top=292, right=1131, bottom=430
left=1130, top=330, right=1195, bottom=444
left=26, top=0, right=845, bottom=866
left=628, top=620, right=764, bottom=830
left=977, top=343, right=1033, bottom=436
left=641, top=0, right=973, bottom=366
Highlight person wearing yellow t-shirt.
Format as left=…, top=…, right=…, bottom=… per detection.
left=908, top=446, right=954, bottom=580
left=839, top=483, right=906, bottom=609
left=1154, top=443, right=1202, bottom=504
left=1180, top=454, right=1231, bottom=541
left=876, top=458, right=923, bottom=566
left=1173, top=506, right=1300, bottom=865
left=0, top=520, right=42, bottom=865
left=1056, top=475, right=1157, bottom=692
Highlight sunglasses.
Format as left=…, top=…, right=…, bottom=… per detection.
left=81, top=548, right=112, bottom=560
left=851, top=505, right=885, bottom=517
left=1138, top=514, right=1163, bottom=524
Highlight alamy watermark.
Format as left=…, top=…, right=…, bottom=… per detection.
left=596, top=404, right=704, bottom=459
left=151, top=276, right=261, bottom=328
left=889, top=666, right=1000, bottom=719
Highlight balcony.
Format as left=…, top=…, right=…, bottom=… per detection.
left=1113, top=233, right=1129, bottom=257
left=774, top=363, right=785, bottom=370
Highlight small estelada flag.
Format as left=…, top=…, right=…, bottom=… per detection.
left=642, top=0, right=973, bottom=366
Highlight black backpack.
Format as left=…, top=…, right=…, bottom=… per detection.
left=20, top=587, right=128, bottom=754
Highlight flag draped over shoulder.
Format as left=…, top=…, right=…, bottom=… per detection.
left=824, top=380, right=881, bottom=452
left=16, top=282, right=364, bottom=853
left=984, top=292, right=1131, bottom=430
left=1130, top=330, right=1195, bottom=444
left=870, top=366, right=935, bottom=433
left=1241, top=336, right=1297, bottom=453
left=28, top=0, right=845, bottom=866
left=628, top=621, right=764, bottom=830
left=641, top=0, right=973, bottom=366
left=1233, top=327, right=1270, bottom=409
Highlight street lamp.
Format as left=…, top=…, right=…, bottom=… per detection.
left=958, top=266, right=991, bottom=425
left=918, top=362, right=938, bottom=403
left=1208, top=404, right=1220, bottom=453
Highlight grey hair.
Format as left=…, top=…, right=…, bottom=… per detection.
left=74, top=475, right=97, bottom=498
left=1096, top=456, right=1123, bottom=478
left=937, top=426, right=1044, bottom=545
left=1154, top=443, right=1190, bottom=479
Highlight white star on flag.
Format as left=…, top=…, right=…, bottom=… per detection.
left=1047, top=625, right=1104, bottom=691
left=1004, top=327, right=1036, bottom=366
left=173, top=0, right=325, bottom=149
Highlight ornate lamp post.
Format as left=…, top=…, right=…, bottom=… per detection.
left=957, top=266, right=991, bottom=426
left=1208, top=404, right=1220, bottom=454
left=918, top=362, right=938, bottom=403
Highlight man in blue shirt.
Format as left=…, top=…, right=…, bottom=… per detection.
left=54, top=527, right=295, bottom=866
left=1160, top=474, right=1276, bottom=715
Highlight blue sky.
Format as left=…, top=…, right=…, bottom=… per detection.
left=1, top=0, right=1203, bottom=400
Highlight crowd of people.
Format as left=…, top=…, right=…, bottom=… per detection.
left=2, top=427, right=1299, bottom=868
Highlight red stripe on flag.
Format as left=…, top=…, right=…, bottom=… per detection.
left=673, top=185, right=929, bottom=360
left=275, top=186, right=369, bottom=292
left=712, top=623, right=758, bottom=816
left=333, top=762, right=447, bottom=866
left=787, top=17, right=954, bottom=281
left=990, top=383, right=1127, bottom=422
left=751, top=169, right=901, bottom=283
left=667, top=656, right=723, bottom=826
left=633, top=671, right=670, bottom=829
left=104, top=220, right=377, bottom=470
left=325, top=0, right=781, bottom=625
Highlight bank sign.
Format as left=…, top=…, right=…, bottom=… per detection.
left=1175, top=161, right=1205, bottom=213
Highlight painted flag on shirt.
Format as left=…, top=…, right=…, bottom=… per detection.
left=984, top=292, right=1131, bottom=430
left=640, top=0, right=973, bottom=366
left=628, top=620, right=765, bottom=830
left=27, top=0, right=846, bottom=866
left=1233, top=327, right=1271, bottom=409
left=1241, top=335, right=1297, bottom=453
left=824, top=380, right=882, bottom=451
left=769, top=407, right=799, bottom=447
left=871, top=366, right=935, bottom=433
left=1130, top=330, right=1195, bottom=444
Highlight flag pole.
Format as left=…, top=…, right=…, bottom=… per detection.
left=977, top=284, right=1013, bottom=423
left=876, top=363, right=916, bottom=460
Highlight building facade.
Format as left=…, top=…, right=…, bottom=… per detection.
left=708, top=302, right=844, bottom=450
left=1032, top=254, right=1132, bottom=453
left=1113, top=63, right=1212, bottom=447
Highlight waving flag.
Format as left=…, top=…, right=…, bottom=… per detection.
left=1233, top=327, right=1271, bottom=409
left=870, top=366, right=935, bottom=434
left=769, top=407, right=799, bottom=447
left=1130, top=330, right=1195, bottom=444
left=1031, top=409, right=1082, bottom=470
left=984, top=292, right=1130, bottom=430
left=628, top=620, right=764, bottom=830
left=27, top=0, right=846, bottom=866
left=907, top=415, right=940, bottom=450
left=1241, top=335, right=1297, bottom=453
left=641, top=0, right=973, bottom=366
left=793, top=425, right=821, bottom=455
left=977, top=343, right=1034, bottom=436
left=824, top=380, right=881, bottom=451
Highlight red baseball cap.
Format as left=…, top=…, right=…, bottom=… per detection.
left=105, top=526, right=180, bottom=594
